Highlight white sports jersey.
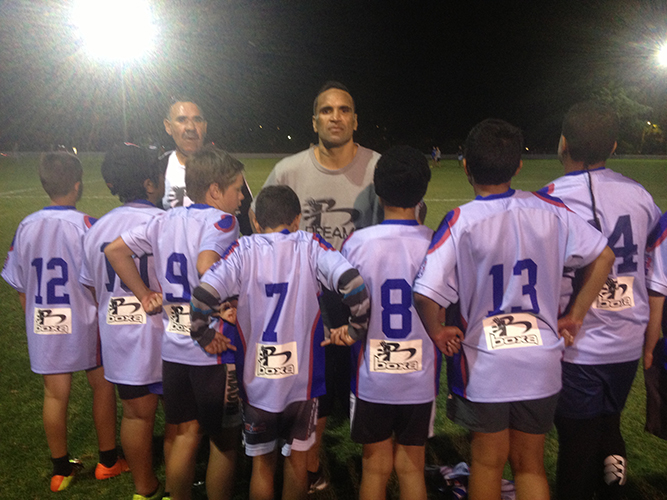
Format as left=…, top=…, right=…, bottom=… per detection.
left=121, top=204, right=238, bottom=366
left=2, top=206, right=99, bottom=374
left=201, top=230, right=356, bottom=413
left=544, top=167, right=661, bottom=364
left=413, top=189, right=608, bottom=403
left=80, top=200, right=164, bottom=385
left=341, top=220, right=441, bottom=404
left=162, top=151, right=194, bottom=209
left=647, top=212, right=667, bottom=296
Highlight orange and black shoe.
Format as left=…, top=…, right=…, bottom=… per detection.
left=50, top=459, right=83, bottom=492
left=94, top=457, right=129, bottom=480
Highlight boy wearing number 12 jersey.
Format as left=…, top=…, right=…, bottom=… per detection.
left=104, top=146, right=245, bottom=500
left=543, top=101, right=662, bottom=500
left=413, top=119, right=614, bottom=500
left=190, top=185, right=370, bottom=500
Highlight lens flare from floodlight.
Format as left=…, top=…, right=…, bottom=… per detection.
left=659, top=44, right=667, bottom=67
left=73, top=0, right=155, bottom=62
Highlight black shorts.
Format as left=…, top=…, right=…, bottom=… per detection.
left=350, top=395, right=435, bottom=446
left=556, top=360, right=638, bottom=419
left=447, top=392, right=559, bottom=434
left=243, top=399, right=318, bottom=457
left=116, top=381, right=163, bottom=400
left=645, top=340, right=667, bottom=440
left=162, top=361, right=240, bottom=434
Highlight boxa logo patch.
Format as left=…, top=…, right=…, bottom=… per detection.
left=106, top=296, right=146, bottom=325
left=483, top=313, right=542, bottom=350
left=164, top=304, right=191, bottom=335
left=370, top=339, right=422, bottom=373
left=255, top=341, right=298, bottom=379
left=34, top=307, right=72, bottom=334
left=593, top=276, right=634, bottom=311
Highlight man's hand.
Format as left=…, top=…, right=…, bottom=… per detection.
left=141, top=291, right=163, bottom=315
left=431, top=326, right=464, bottom=356
left=203, top=330, right=237, bottom=355
left=557, top=315, right=583, bottom=347
left=321, top=325, right=356, bottom=346
left=214, top=299, right=238, bottom=324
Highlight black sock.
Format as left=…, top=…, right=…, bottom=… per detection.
left=98, top=448, right=118, bottom=468
left=52, top=454, right=73, bottom=476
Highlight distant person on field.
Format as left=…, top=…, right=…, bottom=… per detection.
left=1, top=152, right=125, bottom=493
left=190, top=184, right=370, bottom=500
left=80, top=144, right=170, bottom=500
left=543, top=101, right=662, bottom=500
left=105, top=146, right=246, bottom=500
left=333, top=146, right=437, bottom=500
left=413, top=119, right=614, bottom=500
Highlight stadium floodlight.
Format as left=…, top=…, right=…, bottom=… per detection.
left=73, top=0, right=155, bottom=62
left=658, top=43, right=667, bottom=67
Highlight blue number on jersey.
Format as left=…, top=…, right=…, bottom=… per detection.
left=608, top=215, right=637, bottom=273
left=100, top=243, right=150, bottom=292
left=262, top=282, right=288, bottom=342
left=165, top=252, right=191, bottom=302
left=488, top=258, right=539, bottom=315
left=31, top=257, right=70, bottom=305
left=381, top=279, right=412, bottom=339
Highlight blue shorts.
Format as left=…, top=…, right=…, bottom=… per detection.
left=556, top=360, right=638, bottom=419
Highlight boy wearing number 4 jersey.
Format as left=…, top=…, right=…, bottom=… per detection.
left=331, top=146, right=437, bottom=500
left=542, top=101, right=662, bottom=500
left=105, top=146, right=245, bottom=500
left=413, top=119, right=615, bottom=500
left=190, top=185, right=370, bottom=500
left=2, top=153, right=122, bottom=492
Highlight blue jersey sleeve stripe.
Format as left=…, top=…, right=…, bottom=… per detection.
left=221, top=240, right=240, bottom=260
left=427, top=208, right=460, bottom=254
left=647, top=215, right=667, bottom=251
left=531, top=190, right=571, bottom=211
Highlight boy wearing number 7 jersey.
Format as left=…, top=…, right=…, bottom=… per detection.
left=190, top=185, right=370, bottom=500
left=105, top=146, right=245, bottom=500
left=413, top=119, right=615, bottom=500
left=2, top=152, right=121, bottom=492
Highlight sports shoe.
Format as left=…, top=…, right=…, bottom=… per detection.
left=132, top=482, right=165, bottom=500
left=307, top=466, right=329, bottom=494
left=50, top=459, right=83, bottom=492
left=95, top=457, right=130, bottom=480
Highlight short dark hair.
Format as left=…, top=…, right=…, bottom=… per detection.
left=561, top=101, right=619, bottom=165
left=101, top=143, right=163, bottom=203
left=255, top=185, right=301, bottom=230
left=166, top=96, right=203, bottom=119
left=39, top=152, right=83, bottom=198
left=374, top=146, right=431, bottom=208
left=185, top=146, right=244, bottom=203
left=464, top=119, right=523, bottom=185
left=313, top=81, right=355, bottom=115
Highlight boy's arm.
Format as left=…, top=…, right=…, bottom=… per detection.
left=558, top=246, right=615, bottom=343
left=190, top=283, right=236, bottom=354
left=413, top=292, right=463, bottom=356
left=18, top=292, right=26, bottom=312
left=335, top=268, right=370, bottom=342
left=197, top=250, right=220, bottom=277
left=104, top=236, right=162, bottom=314
left=644, top=290, right=665, bottom=369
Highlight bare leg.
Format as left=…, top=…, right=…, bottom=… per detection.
left=121, top=393, right=160, bottom=496
left=163, top=421, right=177, bottom=494
left=394, top=443, right=427, bottom=500
left=250, top=451, right=277, bottom=500
left=86, top=366, right=117, bottom=453
left=306, top=416, right=327, bottom=473
left=166, top=419, right=202, bottom=500
left=283, top=449, right=309, bottom=500
left=206, top=429, right=241, bottom=500
left=359, top=439, right=393, bottom=500
left=468, top=430, right=510, bottom=500
left=508, top=429, right=550, bottom=500
left=43, top=373, right=73, bottom=459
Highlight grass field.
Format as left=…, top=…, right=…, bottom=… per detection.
left=1, top=153, right=667, bottom=499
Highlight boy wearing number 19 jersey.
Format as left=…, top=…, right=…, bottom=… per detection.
left=339, top=146, right=437, bottom=500
left=544, top=102, right=662, bottom=500
left=105, top=146, right=245, bottom=500
left=413, top=119, right=614, bottom=500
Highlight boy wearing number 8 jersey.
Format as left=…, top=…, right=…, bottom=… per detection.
left=190, top=185, right=370, bottom=500
left=105, top=146, right=245, bottom=500
left=413, top=119, right=615, bottom=500
left=335, top=146, right=437, bottom=500
left=2, top=152, right=121, bottom=492
left=543, top=102, right=662, bottom=500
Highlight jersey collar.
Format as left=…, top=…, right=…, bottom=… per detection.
left=43, top=205, right=75, bottom=211
left=381, top=219, right=419, bottom=226
left=565, top=166, right=606, bottom=177
left=126, top=199, right=157, bottom=208
left=188, top=203, right=213, bottom=210
left=475, top=189, right=515, bottom=201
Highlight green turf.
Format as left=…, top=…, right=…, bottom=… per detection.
left=1, top=154, right=667, bottom=499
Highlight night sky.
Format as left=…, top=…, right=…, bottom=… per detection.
left=0, top=0, right=665, bottom=153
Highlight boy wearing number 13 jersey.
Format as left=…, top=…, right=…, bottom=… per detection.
left=543, top=102, right=662, bottom=500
